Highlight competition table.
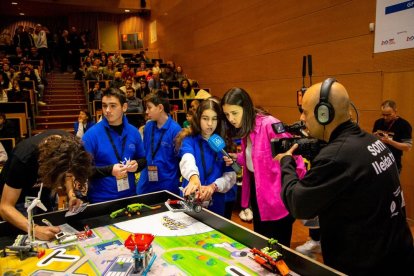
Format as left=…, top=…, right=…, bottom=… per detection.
left=0, top=191, right=344, bottom=275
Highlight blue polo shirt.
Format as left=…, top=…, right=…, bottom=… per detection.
left=83, top=116, right=145, bottom=203
left=137, top=116, right=181, bottom=195
left=179, top=134, right=233, bottom=216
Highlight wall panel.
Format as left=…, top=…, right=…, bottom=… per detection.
left=150, top=0, right=414, bottom=219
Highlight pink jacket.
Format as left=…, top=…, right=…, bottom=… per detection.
left=237, top=114, right=306, bottom=221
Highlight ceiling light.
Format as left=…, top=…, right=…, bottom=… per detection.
left=11, top=2, right=18, bottom=5
left=125, top=9, right=130, bottom=12
left=19, top=12, right=25, bottom=15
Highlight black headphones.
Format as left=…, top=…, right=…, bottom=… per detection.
left=314, top=78, right=336, bottom=125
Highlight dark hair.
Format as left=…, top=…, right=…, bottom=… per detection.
left=179, top=78, right=192, bottom=97
left=175, top=99, right=224, bottom=150
left=80, top=109, right=93, bottom=123
left=221, top=87, right=260, bottom=138
left=103, top=87, right=126, bottom=105
left=381, top=100, right=397, bottom=111
left=143, top=90, right=170, bottom=113
left=0, top=112, right=6, bottom=121
left=38, top=135, right=92, bottom=193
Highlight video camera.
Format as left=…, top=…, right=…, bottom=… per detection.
left=271, top=122, right=325, bottom=161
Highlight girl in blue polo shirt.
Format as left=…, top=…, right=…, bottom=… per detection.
left=176, top=99, right=237, bottom=216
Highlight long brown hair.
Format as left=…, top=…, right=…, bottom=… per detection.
left=175, top=99, right=225, bottom=151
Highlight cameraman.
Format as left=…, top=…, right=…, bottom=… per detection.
left=275, top=79, right=414, bottom=275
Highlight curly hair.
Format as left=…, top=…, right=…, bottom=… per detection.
left=37, top=135, right=92, bottom=193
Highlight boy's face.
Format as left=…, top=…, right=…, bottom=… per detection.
left=102, top=95, right=127, bottom=126
left=145, top=102, right=161, bottom=121
left=126, top=89, right=134, bottom=98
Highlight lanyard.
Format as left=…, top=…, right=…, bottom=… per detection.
left=151, top=124, right=166, bottom=160
left=198, top=139, right=216, bottom=184
left=104, top=127, right=126, bottom=162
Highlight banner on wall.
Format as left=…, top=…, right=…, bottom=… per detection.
left=374, top=0, right=414, bottom=53
left=150, top=20, right=157, bottom=44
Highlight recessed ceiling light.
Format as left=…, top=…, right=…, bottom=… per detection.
left=19, top=12, right=25, bottom=15
left=11, top=2, right=18, bottom=5
left=125, top=9, right=130, bottom=12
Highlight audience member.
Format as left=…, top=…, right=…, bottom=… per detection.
left=372, top=100, right=412, bottom=173
left=88, top=82, right=103, bottom=102
left=82, top=88, right=146, bottom=203
left=221, top=87, right=306, bottom=246
left=102, top=60, right=116, bottom=80
left=174, top=65, right=187, bottom=83
left=136, top=79, right=151, bottom=99
left=137, top=91, right=182, bottom=195
left=110, top=71, right=124, bottom=89
left=125, top=87, right=143, bottom=113
left=0, top=113, right=19, bottom=140
left=182, top=109, right=194, bottom=129
left=160, top=79, right=172, bottom=98
left=0, top=141, right=7, bottom=164
left=176, top=99, right=237, bottom=216
left=20, top=65, right=45, bottom=106
left=58, top=30, right=70, bottom=73
left=148, top=71, right=161, bottom=92
left=161, top=65, right=175, bottom=82
left=179, top=78, right=195, bottom=99
left=120, top=79, right=133, bottom=94
left=110, top=51, right=124, bottom=66
left=121, top=64, right=134, bottom=81
left=189, top=99, right=200, bottom=113
left=74, top=109, right=95, bottom=138
left=34, top=24, right=49, bottom=72
left=152, top=60, right=162, bottom=75
left=0, top=131, right=92, bottom=240
left=275, top=79, right=414, bottom=275
left=0, top=88, right=7, bottom=102
left=69, top=26, right=82, bottom=73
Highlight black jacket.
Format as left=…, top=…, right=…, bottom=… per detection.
left=280, top=120, right=414, bottom=275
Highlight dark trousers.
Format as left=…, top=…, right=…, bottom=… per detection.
left=224, top=200, right=235, bottom=220
left=309, top=228, right=321, bottom=241
left=249, top=173, right=295, bottom=247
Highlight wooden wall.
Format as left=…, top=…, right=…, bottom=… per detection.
left=149, top=0, right=414, bottom=219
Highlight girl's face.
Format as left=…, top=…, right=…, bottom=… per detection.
left=223, top=104, right=243, bottom=129
left=182, top=80, right=189, bottom=89
left=78, top=111, right=88, bottom=122
left=200, top=109, right=218, bottom=139
left=176, top=66, right=182, bottom=73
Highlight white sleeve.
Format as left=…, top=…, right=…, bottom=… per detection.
left=76, top=123, right=85, bottom=138
left=179, top=153, right=199, bottom=180
left=213, top=171, right=237, bottom=193
left=0, top=142, right=7, bottom=163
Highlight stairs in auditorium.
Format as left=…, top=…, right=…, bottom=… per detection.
left=33, top=73, right=87, bottom=134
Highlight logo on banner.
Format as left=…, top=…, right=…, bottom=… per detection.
left=381, top=38, right=396, bottom=45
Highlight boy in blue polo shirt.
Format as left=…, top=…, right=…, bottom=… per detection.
left=83, top=88, right=146, bottom=203
left=137, top=91, right=182, bottom=195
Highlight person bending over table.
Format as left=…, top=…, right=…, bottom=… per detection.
left=0, top=130, right=92, bottom=241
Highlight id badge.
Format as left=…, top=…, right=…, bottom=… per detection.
left=116, top=175, right=130, bottom=192
left=148, top=165, right=159, bottom=182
